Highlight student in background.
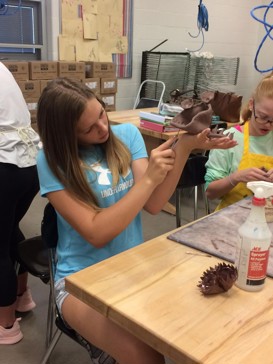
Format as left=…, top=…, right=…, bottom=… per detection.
left=205, top=72, right=273, bottom=210
left=36, top=78, right=236, bottom=364
left=0, top=62, right=40, bottom=344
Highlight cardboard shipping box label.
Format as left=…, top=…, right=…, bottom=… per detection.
left=29, top=61, right=58, bottom=80
left=25, top=97, right=39, bottom=120
left=85, top=62, right=116, bottom=78
left=100, top=78, right=117, bottom=94
left=2, top=61, right=29, bottom=80
left=101, top=94, right=116, bottom=111
left=58, top=61, right=85, bottom=79
left=17, top=80, right=41, bottom=100
left=84, top=78, right=100, bottom=93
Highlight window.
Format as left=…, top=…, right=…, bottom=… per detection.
left=0, top=0, right=46, bottom=60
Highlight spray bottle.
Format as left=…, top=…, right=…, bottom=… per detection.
left=235, top=181, right=273, bottom=291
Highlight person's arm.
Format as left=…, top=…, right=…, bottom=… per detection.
left=206, top=167, right=273, bottom=200
left=42, top=129, right=236, bottom=248
left=206, top=173, right=238, bottom=200
left=133, top=129, right=237, bottom=214
left=205, top=127, right=273, bottom=200
left=46, top=137, right=176, bottom=248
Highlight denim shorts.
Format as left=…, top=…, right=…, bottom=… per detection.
left=54, top=277, right=69, bottom=321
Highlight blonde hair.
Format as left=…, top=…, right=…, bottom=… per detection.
left=241, top=71, right=273, bottom=122
left=37, top=78, right=131, bottom=210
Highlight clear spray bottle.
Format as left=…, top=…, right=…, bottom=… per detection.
left=235, top=181, right=273, bottom=291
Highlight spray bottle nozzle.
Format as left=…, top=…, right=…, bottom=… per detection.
left=255, top=187, right=264, bottom=198
left=247, top=181, right=273, bottom=199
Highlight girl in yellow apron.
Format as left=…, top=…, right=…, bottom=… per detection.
left=206, top=72, right=273, bottom=210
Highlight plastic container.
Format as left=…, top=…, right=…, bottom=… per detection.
left=235, top=181, right=273, bottom=291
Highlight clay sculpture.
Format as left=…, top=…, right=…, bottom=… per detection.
left=197, top=262, right=238, bottom=295
left=170, top=91, right=234, bottom=139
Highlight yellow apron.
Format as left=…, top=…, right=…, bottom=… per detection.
left=216, top=121, right=273, bottom=210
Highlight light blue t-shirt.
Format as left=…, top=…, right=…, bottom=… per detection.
left=37, top=123, right=148, bottom=281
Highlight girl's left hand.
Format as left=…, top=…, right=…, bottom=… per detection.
left=182, top=128, right=238, bottom=151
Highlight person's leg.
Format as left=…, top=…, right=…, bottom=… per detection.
left=0, top=164, right=20, bottom=328
left=10, top=226, right=30, bottom=297
left=62, top=294, right=165, bottom=364
left=0, top=164, right=39, bottom=328
left=12, top=166, right=39, bottom=311
left=10, top=166, right=39, bottom=296
left=17, top=272, right=28, bottom=296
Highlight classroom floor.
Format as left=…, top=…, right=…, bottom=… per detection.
left=1, top=189, right=217, bottom=364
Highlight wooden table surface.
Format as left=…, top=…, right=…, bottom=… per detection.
left=65, top=223, right=273, bottom=364
left=108, top=108, right=178, bottom=141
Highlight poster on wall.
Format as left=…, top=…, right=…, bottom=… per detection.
left=60, top=0, right=133, bottom=78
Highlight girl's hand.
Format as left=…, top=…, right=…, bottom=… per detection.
left=181, top=128, right=238, bottom=151
left=233, top=167, right=272, bottom=184
left=265, top=168, right=273, bottom=182
left=145, top=137, right=176, bottom=186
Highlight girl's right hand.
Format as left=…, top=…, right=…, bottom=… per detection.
left=145, top=138, right=176, bottom=186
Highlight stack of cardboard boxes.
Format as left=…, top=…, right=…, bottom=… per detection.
left=84, top=61, right=117, bottom=111
left=3, top=61, right=57, bottom=128
left=2, top=60, right=118, bottom=130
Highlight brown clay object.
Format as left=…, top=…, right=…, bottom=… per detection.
left=170, top=102, right=213, bottom=134
left=170, top=89, right=238, bottom=138
left=197, top=262, right=238, bottom=295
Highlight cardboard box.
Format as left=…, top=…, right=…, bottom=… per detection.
left=25, top=97, right=39, bottom=119
left=31, top=121, right=38, bottom=130
left=101, top=94, right=116, bottom=111
left=2, top=61, right=29, bottom=80
left=29, top=61, right=58, bottom=80
left=17, top=80, right=41, bottom=99
left=83, top=78, right=100, bottom=93
left=40, top=79, right=53, bottom=93
left=58, top=61, right=85, bottom=79
left=85, top=62, right=116, bottom=78
left=100, top=77, right=118, bottom=94
left=30, top=115, right=37, bottom=126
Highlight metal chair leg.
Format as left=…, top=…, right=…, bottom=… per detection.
left=40, top=329, right=62, bottom=364
left=202, top=184, right=210, bottom=215
left=176, top=188, right=182, bottom=228
left=194, top=186, right=198, bottom=220
left=176, top=183, right=210, bottom=226
left=46, top=289, right=55, bottom=347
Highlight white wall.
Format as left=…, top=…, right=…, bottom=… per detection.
left=48, top=0, right=266, bottom=110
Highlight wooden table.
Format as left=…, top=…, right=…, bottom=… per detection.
left=65, top=223, right=273, bottom=364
